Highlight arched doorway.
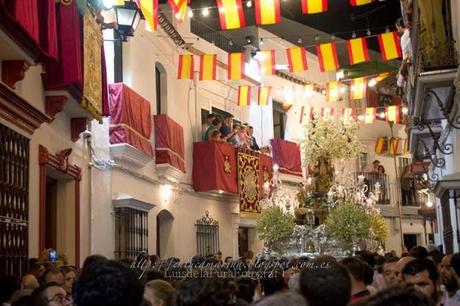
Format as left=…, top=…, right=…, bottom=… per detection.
left=156, top=209, right=174, bottom=258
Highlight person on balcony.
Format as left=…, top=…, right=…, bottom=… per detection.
left=220, top=113, right=234, bottom=140
left=210, top=130, right=224, bottom=142
left=377, top=165, right=387, bottom=203
left=204, top=118, right=222, bottom=141
left=227, top=124, right=242, bottom=147
left=202, top=114, right=216, bottom=141
left=401, top=165, right=414, bottom=205
left=396, top=18, right=412, bottom=87
left=249, top=126, right=260, bottom=151
left=238, top=125, right=252, bottom=148
left=364, top=160, right=380, bottom=173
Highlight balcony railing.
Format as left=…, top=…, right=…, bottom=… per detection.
left=410, top=0, right=458, bottom=73
left=355, top=172, right=391, bottom=205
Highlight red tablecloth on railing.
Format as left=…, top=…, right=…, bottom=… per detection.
left=109, top=83, right=153, bottom=157
left=259, top=153, right=273, bottom=197
left=154, top=114, right=185, bottom=173
left=193, top=142, right=238, bottom=194
left=270, top=139, right=302, bottom=176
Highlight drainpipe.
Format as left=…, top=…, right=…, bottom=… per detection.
left=193, top=71, right=199, bottom=142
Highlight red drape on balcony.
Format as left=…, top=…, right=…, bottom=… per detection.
left=10, top=0, right=39, bottom=45
left=259, top=153, right=273, bottom=197
left=154, top=114, right=186, bottom=173
left=43, top=1, right=83, bottom=92
left=109, top=83, right=153, bottom=156
left=193, top=142, right=238, bottom=194
left=270, top=139, right=302, bottom=176
left=37, top=0, right=58, bottom=60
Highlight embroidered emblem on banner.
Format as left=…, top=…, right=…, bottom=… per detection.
left=238, top=151, right=260, bottom=213
left=224, top=155, right=231, bottom=173
left=263, top=166, right=270, bottom=182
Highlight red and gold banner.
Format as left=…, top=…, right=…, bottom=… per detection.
left=217, top=0, right=245, bottom=30
left=255, top=0, right=281, bottom=25
left=389, top=137, right=401, bottom=156
left=365, top=107, right=376, bottom=124
left=386, top=105, right=400, bottom=124
left=346, top=37, right=369, bottom=65
left=287, top=47, right=308, bottom=72
left=327, top=81, right=339, bottom=102
left=238, top=149, right=260, bottom=213
left=238, top=85, right=251, bottom=106
left=199, top=54, right=217, bottom=80
left=177, top=54, right=194, bottom=79
left=228, top=52, right=245, bottom=80
left=259, top=50, right=276, bottom=76
left=258, top=86, right=271, bottom=106
left=350, top=0, right=375, bottom=6
left=378, top=32, right=402, bottom=61
left=137, top=0, right=159, bottom=31
left=302, top=0, right=328, bottom=14
left=375, top=137, right=387, bottom=154
left=316, top=42, right=340, bottom=72
left=350, top=77, right=366, bottom=100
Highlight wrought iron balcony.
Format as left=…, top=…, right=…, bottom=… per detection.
left=354, top=172, right=391, bottom=205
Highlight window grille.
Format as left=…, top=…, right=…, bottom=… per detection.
left=0, top=124, right=29, bottom=276
left=114, top=207, right=148, bottom=261
left=195, top=211, right=219, bottom=256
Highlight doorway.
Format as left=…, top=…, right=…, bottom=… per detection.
left=403, top=234, right=418, bottom=251
left=238, top=227, right=249, bottom=257
left=45, top=178, right=58, bottom=249
left=156, top=210, right=174, bottom=258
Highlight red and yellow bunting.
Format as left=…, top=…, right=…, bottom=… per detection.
left=299, top=106, right=314, bottom=124
left=375, top=137, right=387, bottom=154
left=177, top=54, right=194, bottom=79
left=238, top=85, right=251, bottom=106
left=169, top=0, right=187, bottom=23
left=386, top=105, right=400, bottom=124
left=378, top=32, right=402, bottom=61
left=228, top=53, right=245, bottom=80
left=350, top=77, right=366, bottom=100
left=365, top=107, right=376, bottom=124
left=376, top=72, right=391, bottom=82
left=346, top=37, right=369, bottom=65
left=255, top=0, right=281, bottom=25
left=326, top=81, right=339, bottom=102
left=217, top=0, right=245, bottom=30
left=321, top=107, right=334, bottom=119
left=286, top=47, right=308, bottom=73
left=137, top=0, right=159, bottom=31
left=316, top=42, right=340, bottom=72
left=258, top=86, right=271, bottom=106
left=301, top=0, right=328, bottom=14
left=259, top=50, right=276, bottom=76
left=350, top=0, right=375, bottom=6
left=389, top=137, right=401, bottom=156
left=199, top=54, right=217, bottom=80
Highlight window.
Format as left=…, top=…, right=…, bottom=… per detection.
left=155, top=62, right=167, bottom=114
left=398, top=157, right=411, bottom=175
left=114, top=207, right=148, bottom=261
left=0, top=123, right=29, bottom=276
left=356, top=153, right=369, bottom=172
left=201, top=108, right=210, bottom=125
left=195, top=211, right=219, bottom=256
left=273, top=101, right=286, bottom=139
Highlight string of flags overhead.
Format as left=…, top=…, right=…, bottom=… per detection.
left=375, top=137, right=410, bottom=156
left=177, top=32, right=401, bottom=80
left=130, top=0, right=382, bottom=33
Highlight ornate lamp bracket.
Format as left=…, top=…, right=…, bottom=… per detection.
left=415, top=119, right=453, bottom=155
left=426, top=88, right=460, bottom=129
left=416, top=138, right=446, bottom=169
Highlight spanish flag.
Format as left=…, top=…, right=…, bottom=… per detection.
left=301, top=0, right=328, bottom=14
left=350, top=0, right=375, bottom=6
left=138, top=0, right=159, bottom=31
left=376, top=72, right=391, bottom=82
left=169, top=0, right=187, bottom=23
left=364, top=107, right=376, bottom=124
left=316, top=42, right=340, bottom=72
left=350, top=77, right=366, bottom=100
left=238, top=85, right=251, bottom=106
left=378, top=32, right=402, bottom=61
left=389, top=137, right=401, bottom=156
left=327, top=81, right=339, bottom=102
left=258, top=86, right=271, bottom=106
left=228, top=53, right=245, bottom=80
left=255, top=0, right=281, bottom=25
left=199, top=54, right=217, bottom=80
left=177, top=54, right=194, bottom=79
left=287, top=47, right=308, bottom=73
left=386, top=105, right=400, bottom=124
left=321, top=107, right=334, bottom=120
left=217, top=0, right=245, bottom=30
left=259, top=50, right=276, bottom=76
left=375, top=137, right=387, bottom=154
left=346, top=38, right=369, bottom=65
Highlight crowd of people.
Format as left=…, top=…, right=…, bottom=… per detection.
left=202, top=113, right=260, bottom=151
left=1, top=245, right=460, bottom=306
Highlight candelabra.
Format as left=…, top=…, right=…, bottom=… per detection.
left=261, top=164, right=298, bottom=215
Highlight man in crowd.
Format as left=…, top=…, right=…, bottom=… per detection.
left=402, top=258, right=440, bottom=304
left=449, top=253, right=460, bottom=305
left=219, top=113, right=234, bottom=140
left=440, top=254, right=460, bottom=306
left=202, top=114, right=215, bottom=141
left=340, top=257, right=371, bottom=302
left=382, top=256, right=400, bottom=287
left=39, top=282, right=72, bottom=306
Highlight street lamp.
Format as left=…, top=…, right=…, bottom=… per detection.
left=113, top=0, right=143, bottom=40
